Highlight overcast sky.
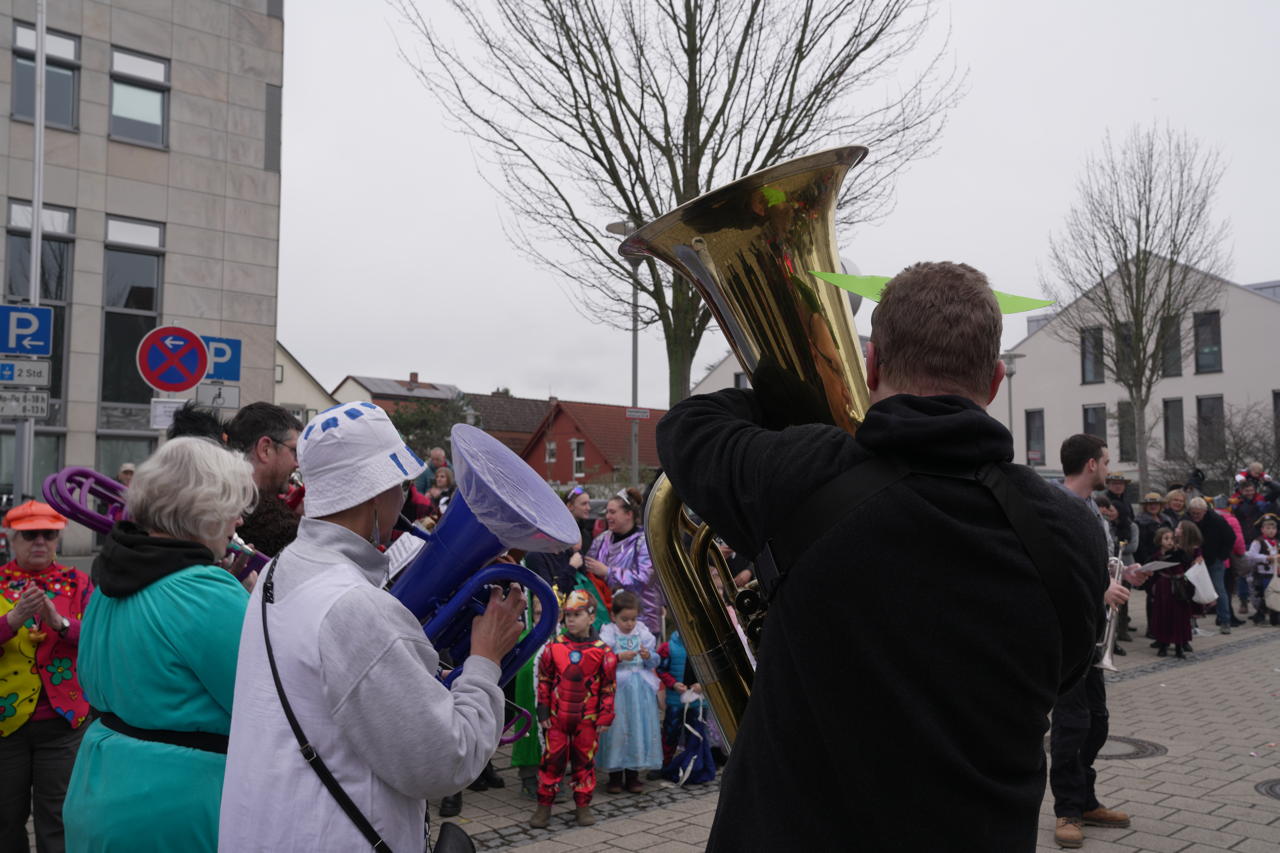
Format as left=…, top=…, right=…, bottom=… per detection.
left=276, top=1, right=1279, bottom=410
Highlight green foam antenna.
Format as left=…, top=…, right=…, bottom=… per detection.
left=810, top=271, right=1055, bottom=315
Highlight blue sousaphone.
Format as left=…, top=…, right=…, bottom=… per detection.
left=392, top=423, right=575, bottom=688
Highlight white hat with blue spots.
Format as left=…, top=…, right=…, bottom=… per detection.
left=296, top=401, right=427, bottom=517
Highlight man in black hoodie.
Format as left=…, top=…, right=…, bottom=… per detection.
left=657, top=262, right=1106, bottom=852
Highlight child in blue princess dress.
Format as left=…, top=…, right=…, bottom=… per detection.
left=597, top=590, right=663, bottom=793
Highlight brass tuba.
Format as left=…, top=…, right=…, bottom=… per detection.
left=620, top=147, right=873, bottom=743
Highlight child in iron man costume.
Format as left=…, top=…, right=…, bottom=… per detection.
left=529, top=590, right=617, bottom=828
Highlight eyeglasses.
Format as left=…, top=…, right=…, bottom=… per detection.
left=272, top=438, right=298, bottom=458
left=19, top=530, right=60, bottom=542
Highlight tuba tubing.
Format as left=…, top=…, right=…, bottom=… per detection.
left=622, top=146, right=874, bottom=743
left=43, top=467, right=265, bottom=579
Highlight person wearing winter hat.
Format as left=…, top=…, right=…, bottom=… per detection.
left=0, top=500, right=92, bottom=853
left=219, top=402, right=525, bottom=852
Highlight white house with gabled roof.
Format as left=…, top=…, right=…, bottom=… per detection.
left=989, top=275, right=1280, bottom=492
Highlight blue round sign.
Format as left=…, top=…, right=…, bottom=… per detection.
left=136, top=325, right=208, bottom=393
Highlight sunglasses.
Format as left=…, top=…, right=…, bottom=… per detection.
left=565, top=486, right=586, bottom=501
left=19, top=530, right=60, bottom=542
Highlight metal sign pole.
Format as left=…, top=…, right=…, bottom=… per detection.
left=15, top=1, right=47, bottom=501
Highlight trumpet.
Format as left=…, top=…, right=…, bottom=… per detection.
left=1095, top=543, right=1127, bottom=672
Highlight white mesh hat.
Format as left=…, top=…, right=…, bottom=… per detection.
left=297, top=401, right=427, bottom=517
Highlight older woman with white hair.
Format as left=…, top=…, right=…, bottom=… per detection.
left=62, top=437, right=256, bottom=853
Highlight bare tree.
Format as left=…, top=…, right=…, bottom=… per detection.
left=1149, top=402, right=1276, bottom=496
left=394, top=0, right=962, bottom=404
left=1046, top=125, right=1230, bottom=491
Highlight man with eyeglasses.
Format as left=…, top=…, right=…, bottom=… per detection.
left=225, top=402, right=305, bottom=558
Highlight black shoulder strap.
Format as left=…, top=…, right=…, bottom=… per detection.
left=754, top=456, right=1094, bottom=687
left=261, top=558, right=394, bottom=852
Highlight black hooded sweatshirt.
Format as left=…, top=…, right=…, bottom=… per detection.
left=94, top=522, right=217, bottom=598
left=656, top=389, right=1106, bottom=853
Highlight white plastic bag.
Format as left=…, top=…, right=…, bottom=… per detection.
left=1186, top=558, right=1217, bottom=606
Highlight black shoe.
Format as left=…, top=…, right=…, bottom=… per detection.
left=1157, top=646, right=1168, bottom=657
left=480, top=761, right=506, bottom=789
left=1182, top=643, right=1193, bottom=653
left=1149, top=641, right=1161, bottom=648
left=1230, top=618, right=1245, bottom=627
left=1112, top=645, right=1126, bottom=656
left=466, top=777, right=488, bottom=792
left=1174, top=646, right=1185, bottom=659
left=440, top=792, right=462, bottom=817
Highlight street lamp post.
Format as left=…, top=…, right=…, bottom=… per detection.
left=607, top=219, right=643, bottom=485
left=1000, top=352, right=1025, bottom=452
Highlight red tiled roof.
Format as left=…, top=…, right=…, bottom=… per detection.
left=465, top=393, right=551, bottom=434
left=555, top=400, right=668, bottom=469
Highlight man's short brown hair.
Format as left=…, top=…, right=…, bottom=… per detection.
left=869, top=262, right=1002, bottom=397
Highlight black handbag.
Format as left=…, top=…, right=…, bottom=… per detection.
left=1172, top=573, right=1196, bottom=603
left=262, top=557, right=476, bottom=853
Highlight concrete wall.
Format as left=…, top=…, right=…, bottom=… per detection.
left=0, top=1, right=283, bottom=554
left=273, top=341, right=334, bottom=424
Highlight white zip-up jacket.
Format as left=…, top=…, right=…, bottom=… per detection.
left=218, top=518, right=503, bottom=852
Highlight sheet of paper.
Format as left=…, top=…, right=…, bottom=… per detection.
left=1142, top=560, right=1179, bottom=573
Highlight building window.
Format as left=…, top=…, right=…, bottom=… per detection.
left=1160, top=316, right=1182, bottom=377
left=1163, top=398, right=1185, bottom=460
left=265, top=83, right=282, bottom=173
left=0, top=432, right=63, bottom=497
left=1025, top=409, right=1045, bottom=467
left=1083, top=405, right=1106, bottom=440
left=545, top=441, right=557, bottom=463
left=571, top=438, right=585, bottom=478
left=274, top=364, right=285, bottom=383
left=1080, top=327, right=1104, bottom=384
left=1117, top=401, right=1136, bottom=462
left=12, top=23, right=79, bottom=130
left=5, top=201, right=73, bottom=407
left=1114, top=323, right=1134, bottom=385
left=101, top=216, right=163, bottom=407
left=1274, top=391, right=1280, bottom=462
left=110, top=48, right=169, bottom=147
left=1196, top=395, right=1225, bottom=461
left=1193, top=311, right=1222, bottom=374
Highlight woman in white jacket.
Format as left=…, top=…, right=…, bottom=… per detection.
left=218, top=403, right=524, bottom=852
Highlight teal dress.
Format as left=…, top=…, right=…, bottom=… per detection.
left=63, top=565, right=248, bottom=852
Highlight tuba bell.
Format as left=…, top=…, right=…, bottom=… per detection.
left=620, top=146, right=873, bottom=743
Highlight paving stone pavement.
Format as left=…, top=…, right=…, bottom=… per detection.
left=432, top=591, right=1280, bottom=852
left=25, top=594, right=1280, bottom=851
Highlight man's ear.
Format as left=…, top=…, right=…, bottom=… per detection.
left=253, top=434, right=274, bottom=464
left=986, top=358, right=1007, bottom=405
left=865, top=340, right=880, bottom=391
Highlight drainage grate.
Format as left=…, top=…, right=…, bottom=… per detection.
left=1097, top=735, right=1168, bottom=760
left=1255, top=779, right=1280, bottom=801
left=1044, top=735, right=1167, bottom=760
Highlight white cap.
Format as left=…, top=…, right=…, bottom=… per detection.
left=297, top=402, right=427, bottom=517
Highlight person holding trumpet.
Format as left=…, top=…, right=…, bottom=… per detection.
left=1050, top=434, right=1152, bottom=849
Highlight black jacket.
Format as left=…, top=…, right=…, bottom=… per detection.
left=1195, top=509, right=1236, bottom=564
left=657, top=389, right=1106, bottom=853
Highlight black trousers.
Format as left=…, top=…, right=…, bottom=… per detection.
left=0, top=718, right=85, bottom=853
left=1049, top=666, right=1108, bottom=818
